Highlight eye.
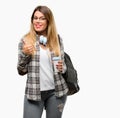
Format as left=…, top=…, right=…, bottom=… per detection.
left=33, top=16, right=46, bottom=21
left=41, top=17, right=46, bottom=20
left=33, top=16, right=38, bottom=20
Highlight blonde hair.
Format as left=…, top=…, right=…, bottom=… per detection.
left=24, top=5, right=60, bottom=56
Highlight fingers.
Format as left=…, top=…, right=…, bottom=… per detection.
left=56, top=60, right=63, bottom=72
left=22, top=40, right=35, bottom=55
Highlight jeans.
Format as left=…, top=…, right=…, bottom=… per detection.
left=23, top=89, right=67, bottom=118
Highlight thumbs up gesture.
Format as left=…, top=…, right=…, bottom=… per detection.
left=22, top=39, right=36, bottom=55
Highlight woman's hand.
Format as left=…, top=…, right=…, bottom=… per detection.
left=56, top=60, right=63, bottom=72
left=22, top=40, right=35, bottom=55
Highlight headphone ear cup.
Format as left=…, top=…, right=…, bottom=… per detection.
left=39, top=35, right=47, bottom=45
left=39, top=35, right=43, bottom=43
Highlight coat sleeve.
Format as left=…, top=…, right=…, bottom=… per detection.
left=58, top=35, right=67, bottom=74
left=17, top=39, right=31, bottom=75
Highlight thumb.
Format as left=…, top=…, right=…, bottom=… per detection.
left=22, top=39, right=26, bottom=45
left=22, top=39, right=30, bottom=46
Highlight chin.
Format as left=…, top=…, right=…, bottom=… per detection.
left=34, top=27, right=41, bottom=30
left=36, top=29, right=46, bottom=35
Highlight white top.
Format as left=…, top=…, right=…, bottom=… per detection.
left=40, top=46, right=55, bottom=91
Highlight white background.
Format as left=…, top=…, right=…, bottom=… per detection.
left=0, top=0, right=120, bottom=118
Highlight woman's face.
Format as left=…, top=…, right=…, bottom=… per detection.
left=33, top=11, right=47, bottom=34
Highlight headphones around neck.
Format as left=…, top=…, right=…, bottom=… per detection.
left=39, top=35, right=47, bottom=46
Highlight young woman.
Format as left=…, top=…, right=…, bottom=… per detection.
left=17, top=5, right=68, bottom=118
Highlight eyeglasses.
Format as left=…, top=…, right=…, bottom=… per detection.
left=33, top=16, right=46, bottom=21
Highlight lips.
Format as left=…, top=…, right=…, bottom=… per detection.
left=34, top=24, right=42, bottom=28
left=35, top=24, right=42, bottom=29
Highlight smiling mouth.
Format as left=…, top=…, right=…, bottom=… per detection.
left=35, top=24, right=42, bottom=28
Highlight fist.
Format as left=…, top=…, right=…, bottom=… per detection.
left=56, top=60, right=63, bottom=72
left=22, top=40, right=35, bottom=55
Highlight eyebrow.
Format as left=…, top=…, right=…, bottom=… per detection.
left=34, top=15, right=45, bottom=18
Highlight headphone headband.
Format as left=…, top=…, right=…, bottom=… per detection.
left=39, top=35, right=47, bottom=46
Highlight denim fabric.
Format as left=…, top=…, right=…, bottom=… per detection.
left=23, top=89, right=67, bottom=118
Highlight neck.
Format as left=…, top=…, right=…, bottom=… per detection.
left=36, top=30, right=47, bottom=36
left=40, top=44, right=48, bottom=50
